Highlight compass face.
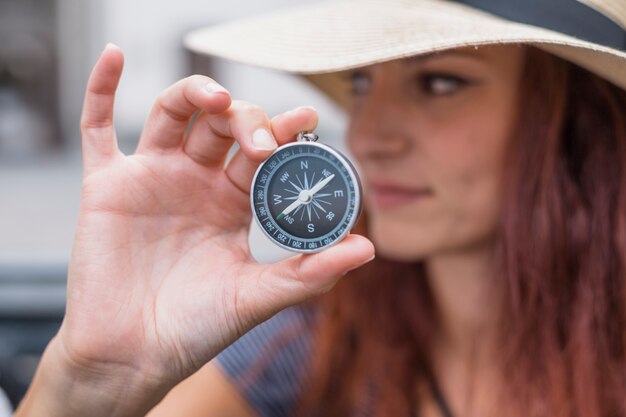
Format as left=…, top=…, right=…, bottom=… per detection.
left=251, top=141, right=361, bottom=253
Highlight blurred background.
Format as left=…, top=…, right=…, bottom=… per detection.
left=0, top=0, right=345, bottom=408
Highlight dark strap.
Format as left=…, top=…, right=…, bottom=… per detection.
left=409, top=373, right=456, bottom=417
left=429, top=376, right=456, bottom=417
left=451, top=0, right=626, bottom=51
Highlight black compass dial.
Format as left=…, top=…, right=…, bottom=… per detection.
left=251, top=141, right=361, bottom=252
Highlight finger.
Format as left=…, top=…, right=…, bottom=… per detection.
left=223, top=106, right=319, bottom=193
left=223, top=149, right=258, bottom=194
left=182, top=111, right=235, bottom=167
left=184, top=100, right=277, bottom=168
left=270, top=106, right=319, bottom=144
left=261, top=235, right=375, bottom=307
left=80, top=43, right=124, bottom=174
left=136, top=75, right=231, bottom=154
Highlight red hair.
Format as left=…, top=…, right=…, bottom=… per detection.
left=296, top=47, right=626, bottom=417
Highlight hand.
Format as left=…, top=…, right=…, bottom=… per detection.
left=51, top=45, right=374, bottom=405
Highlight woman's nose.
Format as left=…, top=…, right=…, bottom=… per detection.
left=346, top=95, right=413, bottom=162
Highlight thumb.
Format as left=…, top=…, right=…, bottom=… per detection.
left=263, top=234, right=375, bottom=307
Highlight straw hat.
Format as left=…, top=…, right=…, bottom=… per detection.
left=185, top=0, right=626, bottom=106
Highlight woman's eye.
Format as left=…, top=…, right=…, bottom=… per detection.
left=349, top=71, right=371, bottom=95
left=420, top=74, right=469, bottom=96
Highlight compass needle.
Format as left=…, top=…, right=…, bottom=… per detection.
left=278, top=199, right=302, bottom=219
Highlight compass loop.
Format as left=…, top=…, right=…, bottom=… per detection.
left=297, top=132, right=319, bottom=143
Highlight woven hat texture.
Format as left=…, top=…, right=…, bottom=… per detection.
left=185, top=0, right=626, bottom=103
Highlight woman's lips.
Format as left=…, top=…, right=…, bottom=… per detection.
left=368, top=183, right=433, bottom=209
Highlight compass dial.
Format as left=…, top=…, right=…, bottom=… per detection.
left=251, top=141, right=362, bottom=253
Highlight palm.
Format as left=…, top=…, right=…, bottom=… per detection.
left=59, top=45, right=373, bottom=385
left=67, top=151, right=256, bottom=376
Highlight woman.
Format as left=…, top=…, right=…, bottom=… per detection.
left=14, top=1, right=626, bottom=417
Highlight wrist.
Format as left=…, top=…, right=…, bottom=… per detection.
left=15, top=336, right=175, bottom=417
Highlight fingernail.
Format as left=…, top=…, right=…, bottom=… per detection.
left=104, top=42, right=120, bottom=50
left=252, top=128, right=277, bottom=150
left=286, top=105, right=316, bottom=115
left=205, top=82, right=229, bottom=95
left=294, top=105, right=316, bottom=112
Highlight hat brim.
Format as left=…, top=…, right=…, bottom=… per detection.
left=184, top=0, right=626, bottom=106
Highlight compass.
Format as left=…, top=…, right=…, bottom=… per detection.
left=249, top=132, right=362, bottom=262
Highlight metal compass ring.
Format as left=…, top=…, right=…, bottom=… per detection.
left=297, top=132, right=319, bottom=142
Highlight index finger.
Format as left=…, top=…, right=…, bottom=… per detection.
left=136, top=75, right=232, bottom=154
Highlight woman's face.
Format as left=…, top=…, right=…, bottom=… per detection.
left=346, top=45, right=526, bottom=261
